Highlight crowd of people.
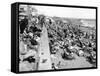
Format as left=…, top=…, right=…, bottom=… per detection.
left=19, top=6, right=46, bottom=71
left=19, top=5, right=96, bottom=71
left=47, top=17, right=96, bottom=67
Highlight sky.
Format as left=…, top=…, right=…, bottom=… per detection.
left=32, top=5, right=96, bottom=19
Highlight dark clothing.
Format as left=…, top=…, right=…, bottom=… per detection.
left=20, top=18, right=28, bottom=34
left=30, top=26, right=41, bottom=33
left=23, top=56, right=35, bottom=63
left=30, top=39, right=38, bottom=45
